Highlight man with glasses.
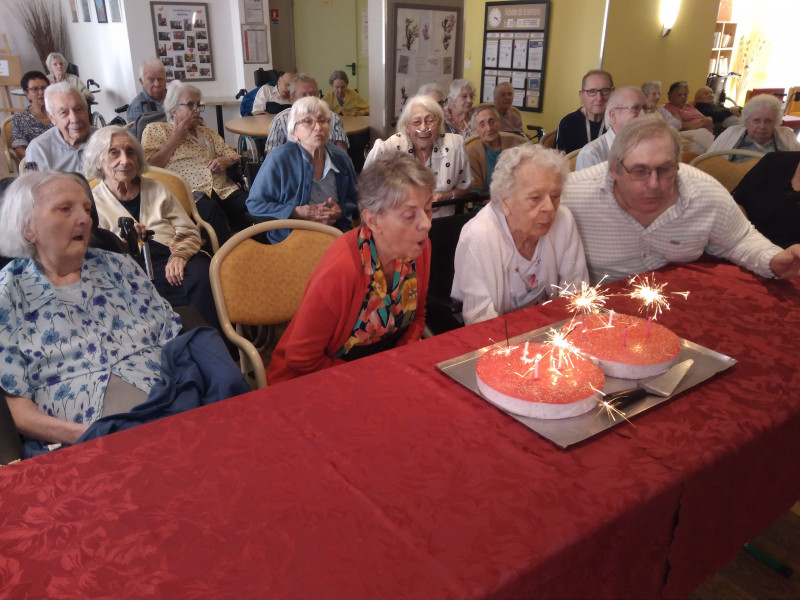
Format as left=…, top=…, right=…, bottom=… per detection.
left=563, top=116, right=800, bottom=283
left=555, top=69, right=614, bottom=153
left=575, top=87, right=646, bottom=171
left=264, top=74, right=348, bottom=155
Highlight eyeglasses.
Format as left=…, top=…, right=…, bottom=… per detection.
left=410, top=116, right=438, bottom=128
left=178, top=102, right=205, bottom=112
left=620, top=161, right=679, bottom=181
left=613, top=104, right=645, bottom=113
left=297, top=116, right=331, bottom=129
left=581, top=87, right=614, bottom=97
left=26, top=86, right=48, bottom=93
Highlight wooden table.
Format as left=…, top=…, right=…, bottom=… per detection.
left=203, top=96, right=241, bottom=137
left=3, top=260, right=799, bottom=598
left=224, top=113, right=274, bottom=137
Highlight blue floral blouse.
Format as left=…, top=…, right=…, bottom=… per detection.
left=0, top=249, right=182, bottom=426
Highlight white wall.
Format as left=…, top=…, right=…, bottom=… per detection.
left=1, top=0, right=274, bottom=145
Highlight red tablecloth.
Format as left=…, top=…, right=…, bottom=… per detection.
left=1, top=260, right=799, bottom=599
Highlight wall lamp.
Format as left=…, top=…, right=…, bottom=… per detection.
left=660, top=0, right=680, bottom=37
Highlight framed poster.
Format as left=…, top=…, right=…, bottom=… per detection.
left=108, top=0, right=122, bottom=22
left=80, top=0, right=91, bottom=22
left=392, top=4, right=463, bottom=119
left=150, top=2, right=214, bottom=81
left=481, top=1, right=550, bottom=112
left=95, top=0, right=108, bottom=23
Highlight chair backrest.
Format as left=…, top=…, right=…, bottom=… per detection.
left=134, top=110, right=167, bottom=142
left=209, top=219, right=342, bottom=388
left=680, top=150, right=699, bottom=164
left=564, top=148, right=580, bottom=171
left=254, top=68, right=279, bottom=87
left=0, top=389, right=23, bottom=465
left=142, top=166, right=220, bottom=253
left=785, top=86, right=800, bottom=117
left=1, top=116, right=19, bottom=176
left=744, top=88, right=786, bottom=103
left=541, top=130, right=556, bottom=148
left=689, top=150, right=764, bottom=192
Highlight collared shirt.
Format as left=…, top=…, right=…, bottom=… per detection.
left=562, top=162, right=782, bottom=284
left=127, top=90, right=165, bottom=123
left=25, top=125, right=95, bottom=173
left=264, top=107, right=349, bottom=154
left=309, top=151, right=341, bottom=205
left=252, top=84, right=291, bottom=113
left=0, top=249, right=181, bottom=426
left=575, top=129, right=616, bottom=171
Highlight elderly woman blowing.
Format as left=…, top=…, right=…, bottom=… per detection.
left=322, top=70, right=369, bottom=116
left=84, top=126, right=219, bottom=331
left=451, top=144, right=589, bottom=325
left=141, top=80, right=250, bottom=242
left=709, top=94, right=800, bottom=161
left=0, top=171, right=182, bottom=447
left=365, top=94, right=471, bottom=217
left=246, top=96, right=359, bottom=244
left=268, top=155, right=435, bottom=383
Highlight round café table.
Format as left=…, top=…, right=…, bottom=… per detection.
left=225, top=114, right=274, bottom=163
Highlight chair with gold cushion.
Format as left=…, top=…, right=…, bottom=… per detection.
left=689, top=149, right=764, bottom=193
left=1, top=116, right=19, bottom=176
left=142, top=166, right=220, bottom=253
left=564, top=148, right=580, bottom=171
left=540, top=130, right=556, bottom=148
left=209, top=220, right=342, bottom=389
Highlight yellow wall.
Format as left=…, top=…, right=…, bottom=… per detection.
left=463, top=0, right=720, bottom=134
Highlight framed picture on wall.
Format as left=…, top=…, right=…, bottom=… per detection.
left=108, top=0, right=122, bottom=22
left=150, top=2, right=214, bottom=81
left=69, top=0, right=79, bottom=23
left=95, top=0, right=108, bottom=23
left=80, top=0, right=91, bottom=22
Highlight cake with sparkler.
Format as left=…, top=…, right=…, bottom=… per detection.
left=569, top=312, right=682, bottom=379
left=476, top=341, right=605, bottom=419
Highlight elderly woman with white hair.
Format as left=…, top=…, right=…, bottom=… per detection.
left=451, top=144, right=588, bottom=325
left=0, top=171, right=181, bottom=448
left=246, top=95, right=359, bottom=243
left=267, top=154, right=435, bottom=383
left=709, top=94, right=800, bottom=161
left=84, top=125, right=219, bottom=330
left=45, top=51, right=93, bottom=101
left=444, top=79, right=475, bottom=137
left=141, top=80, right=250, bottom=243
left=364, top=94, right=471, bottom=217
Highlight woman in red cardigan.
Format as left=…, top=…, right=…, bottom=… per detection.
left=268, top=154, right=436, bottom=383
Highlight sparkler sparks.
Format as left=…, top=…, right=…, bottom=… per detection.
left=557, top=278, right=610, bottom=315
left=627, top=274, right=670, bottom=318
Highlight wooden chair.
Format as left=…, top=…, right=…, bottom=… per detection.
left=689, top=149, right=764, bottom=193
left=680, top=150, right=699, bottom=164
left=1, top=116, right=19, bottom=176
left=209, top=220, right=342, bottom=389
left=785, top=86, right=800, bottom=117
left=564, top=148, right=580, bottom=171
left=744, top=88, right=786, bottom=103
left=142, top=166, right=220, bottom=253
left=540, top=130, right=556, bottom=148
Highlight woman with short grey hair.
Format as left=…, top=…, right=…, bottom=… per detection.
left=322, top=69, right=369, bottom=116
left=45, top=52, right=93, bottom=100
left=452, top=143, right=588, bottom=325
left=709, top=93, right=800, bottom=160
left=267, top=153, right=436, bottom=384
left=84, top=126, right=219, bottom=331
left=246, top=95, right=359, bottom=243
left=365, top=94, right=471, bottom=217
left=445, top=79, right=475, bottom=136
left=141, top=79, right=249, bottom=242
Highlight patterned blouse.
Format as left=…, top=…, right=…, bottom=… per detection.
left=337, top=226, right=418, bottom=357
left=10, top=107, right=53, bottom=149
left=141, top=122, right=240, bottom=200
left=0, top=249, right=181, bottom=426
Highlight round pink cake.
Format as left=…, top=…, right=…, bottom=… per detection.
left=569, top=313, right=682, bottom=379
left=476, top=342, right=605, bottom=419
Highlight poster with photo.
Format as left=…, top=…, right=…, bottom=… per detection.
left=394, top=6, right=460, bottom=119
left=150, top=2, right=214, bottom=81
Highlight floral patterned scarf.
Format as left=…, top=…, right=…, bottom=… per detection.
left=338, top=226, right=418, bottom=357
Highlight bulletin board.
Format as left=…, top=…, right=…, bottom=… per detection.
left=481, top=0, right=550, bottom=112
left=392, top=4, right=462, bottom=120
left=150, top=2, right=214, bottom=81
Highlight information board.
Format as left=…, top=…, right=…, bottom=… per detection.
left=481, top=1, right=549, bottom=112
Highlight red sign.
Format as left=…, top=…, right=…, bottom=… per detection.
left=269, top=8, right=280, bottom=24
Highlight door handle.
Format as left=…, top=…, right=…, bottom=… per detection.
left=345, top=63, right=356, bottom=76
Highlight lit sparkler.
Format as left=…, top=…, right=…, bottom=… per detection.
left=556, top=278, right=610, bottom=315
left=627, top=274, right=670, bottom=318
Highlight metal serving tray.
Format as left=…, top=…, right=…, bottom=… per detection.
left=436, top=319, right=737, bottom=449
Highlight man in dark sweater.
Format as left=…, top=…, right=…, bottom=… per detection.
left=555, top=69, right=614, bottom=153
